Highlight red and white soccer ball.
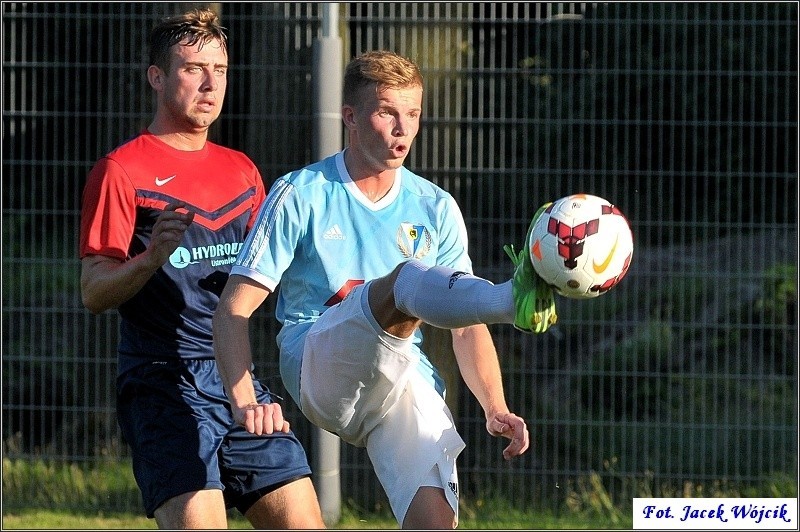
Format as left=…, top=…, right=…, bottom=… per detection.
left=529, top=194, right=633, bottom=299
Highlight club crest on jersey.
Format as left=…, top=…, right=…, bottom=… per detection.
left=397, top=223, right=432, bottom=259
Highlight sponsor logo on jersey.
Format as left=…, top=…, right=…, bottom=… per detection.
left=397, top=222, right=432, bottom=259
left=168, top=242, right=243, bottom=269
left=323, top=224, right=346, bottom=240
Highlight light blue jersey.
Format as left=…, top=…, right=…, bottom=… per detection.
left=232, top=151, right=473, bottom=405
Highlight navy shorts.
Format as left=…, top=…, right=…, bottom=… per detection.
left=116, top=359, right=313, bottom=518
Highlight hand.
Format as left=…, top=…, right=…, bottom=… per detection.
left=486, top=411, right=529, bottom=460
left=147, top=202, right=195, bottom=267
left=234, top=402, right=291, bottom=435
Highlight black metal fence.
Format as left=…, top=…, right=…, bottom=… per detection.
left=3, top=1, right=797, bottom=517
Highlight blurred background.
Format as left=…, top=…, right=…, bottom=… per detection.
left=2, top=1, right=797, bottom=520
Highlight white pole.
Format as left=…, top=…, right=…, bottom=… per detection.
left=311, top=3, right=343, bottom=526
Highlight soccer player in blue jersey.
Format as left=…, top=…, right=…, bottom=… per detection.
left=213, top=50, right=557, bottom=529
left=79, top=8, right=324, bottom=529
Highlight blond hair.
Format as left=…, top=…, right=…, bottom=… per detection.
left=343, top=50, right=423, bottom=105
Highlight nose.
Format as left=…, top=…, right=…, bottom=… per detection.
left=201, top=69, right=218, bottom=92
left=393, top=115, right=409, bottom=137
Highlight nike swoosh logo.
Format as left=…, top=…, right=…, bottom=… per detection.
left=155, top=175, right=176, bottom=186
left=593, top=236, right=619, bottom=273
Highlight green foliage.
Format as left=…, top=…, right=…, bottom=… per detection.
left=530, top=247, right=797, bottom=487
left=509, top=2, right=797, bottom=243
left=563, top=472, right=627, bottom=527
left=2, top=458, right=140, bottom=513
left=753, top=264, right=797, bottom=376
left=2, top=214, right=81, bottom=299
left=754, top=263, right=797, bottom=326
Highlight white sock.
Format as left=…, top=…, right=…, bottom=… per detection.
left=393, top=260, right=515, bottom=329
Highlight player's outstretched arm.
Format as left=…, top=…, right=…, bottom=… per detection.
left=213, top=275, right=287, bottom=435
left=451, top=324, right=530, bottom=460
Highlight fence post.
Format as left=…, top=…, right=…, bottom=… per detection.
left=312, top=2, right=344, bottom=526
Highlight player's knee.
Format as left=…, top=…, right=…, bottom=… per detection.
left=402, top=486, right=456, bottom=529
left=368, top=264, right=422, bottom=336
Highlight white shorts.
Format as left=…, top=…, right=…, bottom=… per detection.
left=299, top=282, right=466, bottom=524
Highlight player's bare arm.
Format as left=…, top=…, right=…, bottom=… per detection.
left=451, top=324, right=530, bottom=460
left=80, top=203, right=194, bottom=313
left=213, top=276, right=286, bottom=435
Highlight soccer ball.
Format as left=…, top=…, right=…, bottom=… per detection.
left=528, top=194, right=633, bottom=299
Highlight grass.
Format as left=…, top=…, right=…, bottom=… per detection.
left=5, top=458, right=793, bottom=530
left=1, top=460, right=633, bottom=529
left=2, top=506, right=630, bottom=529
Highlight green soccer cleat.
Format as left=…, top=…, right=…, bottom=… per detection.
left=502, top=203, right=558, bottom=334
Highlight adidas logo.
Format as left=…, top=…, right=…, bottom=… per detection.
left=448, top=480, right=459, bottom=498
left=323, top=224, right=346, bottom=240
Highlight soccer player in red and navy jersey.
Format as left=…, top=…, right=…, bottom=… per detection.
left=78, top=7, right=324, bottom=529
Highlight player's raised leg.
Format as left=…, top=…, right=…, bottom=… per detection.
left=390, top=204, right=557, bottom=334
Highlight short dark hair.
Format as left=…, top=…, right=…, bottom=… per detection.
left=149, top=7, right=228, bottom=72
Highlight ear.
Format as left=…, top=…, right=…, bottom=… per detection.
left=341, top=104, right=356, bottom=129
left=147, top=65, right=164, bottom=91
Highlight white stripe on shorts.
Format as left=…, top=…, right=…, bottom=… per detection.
left=366, top=370, right=465, bottom=525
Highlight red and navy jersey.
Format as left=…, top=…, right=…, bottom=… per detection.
left=79, top=130, right=266, bottom=374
